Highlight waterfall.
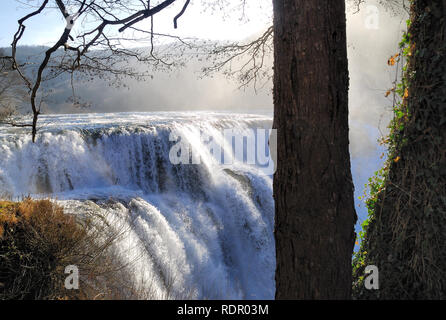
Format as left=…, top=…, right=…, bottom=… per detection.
left=0, top=111, right=275, bottom=299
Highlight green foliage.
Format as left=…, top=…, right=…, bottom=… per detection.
left=353, top=0, right=446, bottom=299
left=353, top=18, right=412, bottom=260
left=352, top=19, right=413, bottom=297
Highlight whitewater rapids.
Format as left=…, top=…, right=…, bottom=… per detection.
left=0, top=112, right=276, bottom=299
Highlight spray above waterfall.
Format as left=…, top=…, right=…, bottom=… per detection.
left=0, top=111, right=276, bottom=299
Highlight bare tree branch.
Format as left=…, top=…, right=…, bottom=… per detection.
left=2, top=0, right=192, bottom=142
left=173, top=0, right=190, bottom=29
left=201, top=26, right=273, bottom=91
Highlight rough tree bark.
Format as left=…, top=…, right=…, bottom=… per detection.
left=353, top=0, right=446, bottom=300
left=272, top=0, right=357, bottom=299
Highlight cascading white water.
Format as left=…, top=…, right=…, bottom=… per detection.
left=0, top=112, right=275, bottom=299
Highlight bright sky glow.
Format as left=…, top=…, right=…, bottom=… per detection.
left=0, top=0, right=272, bottom=47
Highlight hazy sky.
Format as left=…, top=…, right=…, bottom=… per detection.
left=0, top=0, right=272, bottom=47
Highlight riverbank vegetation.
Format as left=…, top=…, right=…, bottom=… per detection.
left=0, top=198, right=139, bottom=299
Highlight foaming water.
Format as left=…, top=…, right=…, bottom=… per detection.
left=0, top=112, right=275, bottom=299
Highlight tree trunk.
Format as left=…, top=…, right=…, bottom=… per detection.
left=353, top=0, right=446, bottom=299
left=272, top=0, right=357, bottom=299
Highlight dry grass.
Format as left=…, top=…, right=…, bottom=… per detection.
left=0, top=198, right=145, bottom=300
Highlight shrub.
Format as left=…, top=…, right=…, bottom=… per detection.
left=0, top=198, right=139, bottom=300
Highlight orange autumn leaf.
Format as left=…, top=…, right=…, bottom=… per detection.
left=387, top=53, right=400, bottom=66
left=403, top=88, right=409, bottom=98
left=385, top=88, right=395, bottom=97
left=394, top=156, right=401, bottom=163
